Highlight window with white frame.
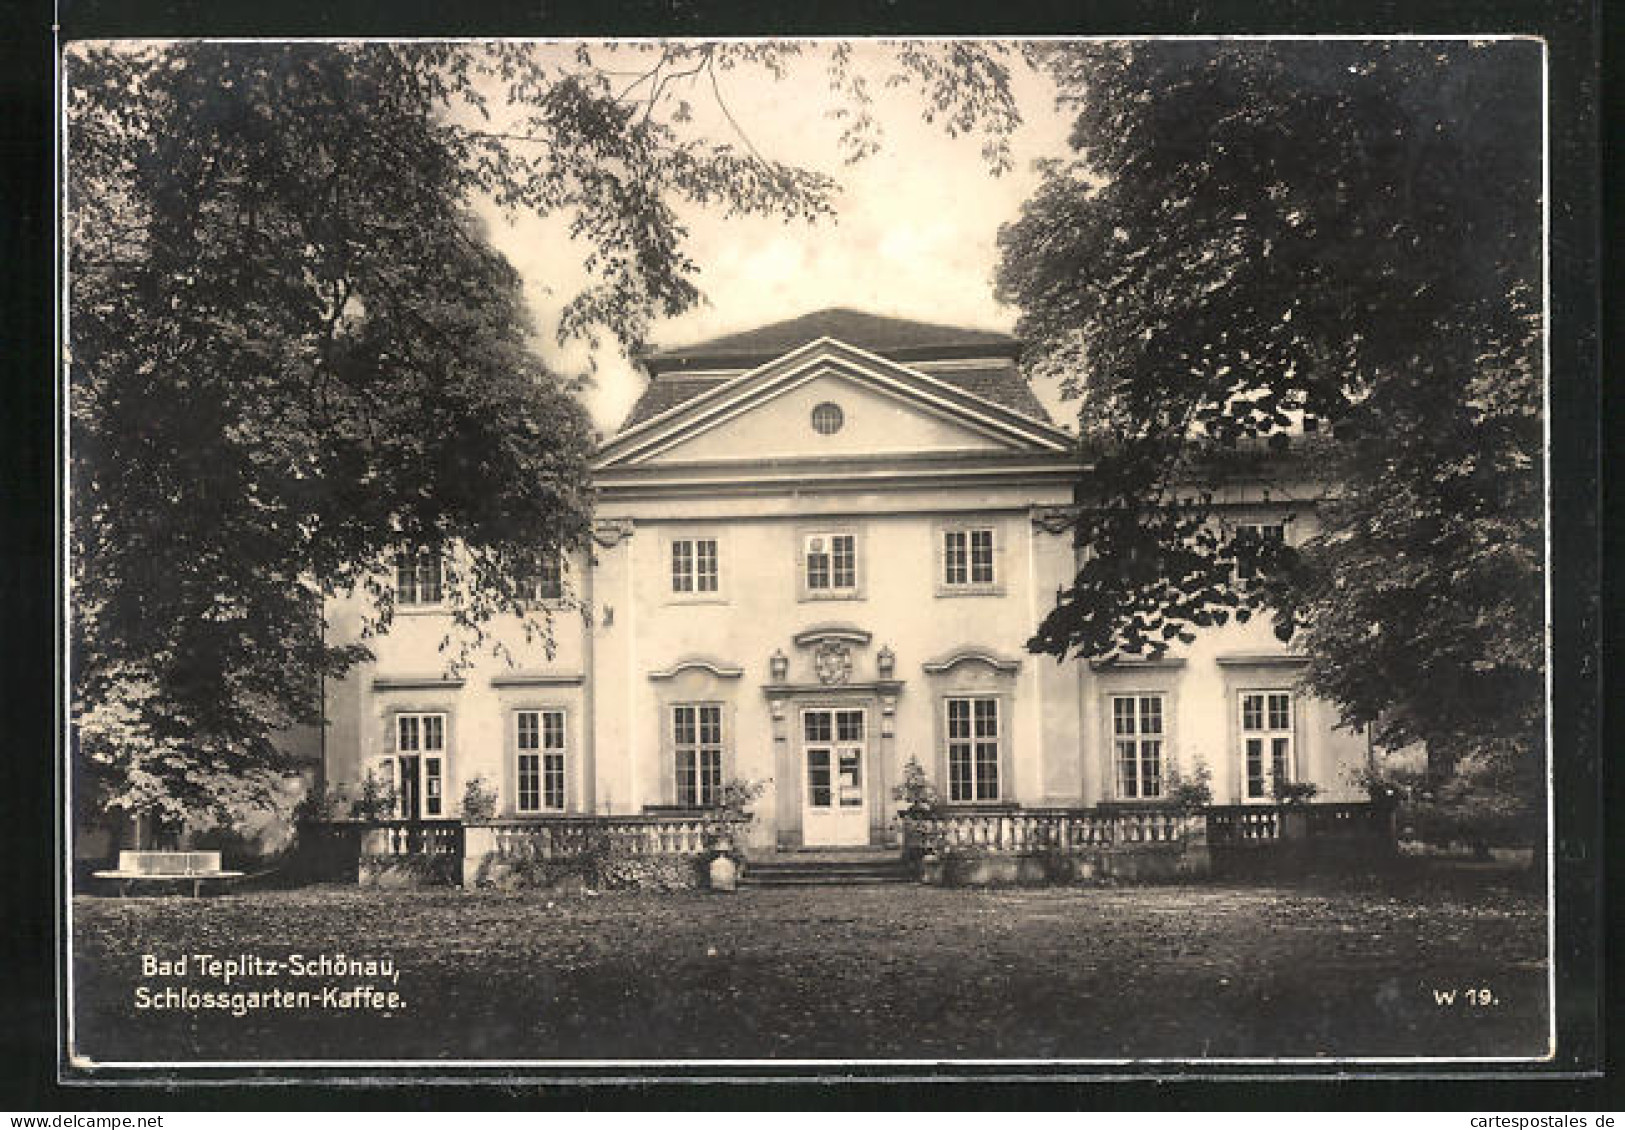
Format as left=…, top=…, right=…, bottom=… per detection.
left=942, top=526, right=997, bottom=588
left=803, top=531, right=857, bottom=594
left=393, top=712, right=447, bottom=817
left=515, top=709, right=566, bottom=813
left=395, top=552, right=443, bottom=606
left=1112, top=695, right=1165, bottom=799
left=945, top=697, right=1000, bottom=802
left=1240, top=691, right=1295, bottom=801
left=519, top=552, right=564, bottom=603
left=672, top=703, right=723, bottom=808
left=670, top=537, right=720, bottom=595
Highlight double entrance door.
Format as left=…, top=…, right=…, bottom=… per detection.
left=800, top=706, right=869, bottom=846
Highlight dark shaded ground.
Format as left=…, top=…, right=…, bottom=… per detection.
left=70, top=867, right=1548, bottom=1064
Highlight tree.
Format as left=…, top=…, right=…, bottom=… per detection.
left=67, top=41, right=1023, bottom=828
left=995, top=42, right=1543, bottom=787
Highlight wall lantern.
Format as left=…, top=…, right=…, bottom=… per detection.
left=770, top=649, right=789, bottom=682
left=877, top=645, right=895, bottom=677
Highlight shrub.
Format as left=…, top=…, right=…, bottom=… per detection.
left=1165, top=761, right=1214, bottom=810
left=1401, top=752, right=1542, bottom=851
left=1273, top=780, right=1320, bottom=805
left=891, top=757, right=942, bottom=817
left=716, top=776, right=767, bottom=816
left=351, top=770, right=398, bottom=821
left=292, top=781, right=343, bottom=822
left=461, top=775, right=498, bottom=821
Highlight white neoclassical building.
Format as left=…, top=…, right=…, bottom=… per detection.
left=321, top=309, right=1372, bottom=853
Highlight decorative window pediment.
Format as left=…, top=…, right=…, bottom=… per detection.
left=647, top=656, right=745, bottom=681
left=921, top=648, right=1022, bottom=676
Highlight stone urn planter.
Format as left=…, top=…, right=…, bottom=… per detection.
left=707, top=852, right=739, bottom=892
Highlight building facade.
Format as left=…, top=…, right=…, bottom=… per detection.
left=321, top=309, right=1371, bottom=853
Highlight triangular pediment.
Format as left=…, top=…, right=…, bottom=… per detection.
left=595, top=338, right=1072, bottom=470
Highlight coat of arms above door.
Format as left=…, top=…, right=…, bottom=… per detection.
left=814, top=640, right=852, bottom=685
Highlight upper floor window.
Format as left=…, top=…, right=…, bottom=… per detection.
left=936, top=521, right=1002, bottom=596
left=945, top=696, right=1000, bottom=802
left=804, top=532, right=857, bottom=595
left=515, top=709, right=566, bottom=813
left=944, top=527, right=995, bottom=587
left=1112, top=694, right=1165, bottom=800
left=811, top=402, right=845, bottom=435
left=519, top=552, right=564, bottom=603
left=671, top=537, right=719, bottom=595
left=395, top=552, right=443, bottom=607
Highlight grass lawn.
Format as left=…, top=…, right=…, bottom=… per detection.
left=70, top=868, right=1548, bottom=1065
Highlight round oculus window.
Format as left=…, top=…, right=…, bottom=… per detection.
left=811, top=402, right=844, bottom=435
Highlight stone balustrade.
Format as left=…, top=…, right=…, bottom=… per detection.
left=307, top=812, right=749, bottom=888
left=1205, top=801, right=1393, bottom=845
left=900, top=801, right=1391, bottom=885
left=901, top=805, right=1202, bottom=856
left=359, top=819, right=465, bottom=858
left=469, top=813, right=736, bottom=861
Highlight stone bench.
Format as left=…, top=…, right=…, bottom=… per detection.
left=92, top=850, right=244, bottom=897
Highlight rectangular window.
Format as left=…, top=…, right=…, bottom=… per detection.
left=1234, top=522, right=1286, bottom=544
left=805, top=532, right=857, bottom=593
left=394, top=712, right=446, bottom=817
left=943, top=527, right=996, bottom=587
left=944, top=530, right=967, bottom=586
left=516, top=709, right=566, bottom=812
left=520, top=553, right=564, bottom=602
left=942, top=523, right=1001, bottom=591
left=671, top=538, right=719, bottom=594
left=1112, top=695, right=1165, bottom=799
left=673, top=703, right=723, bottom=808
left=945, top=697, right=1000, bottom=802
left=1241, top=691, right=1294, bottom=800
left=395, top=553, right=443, bottom=606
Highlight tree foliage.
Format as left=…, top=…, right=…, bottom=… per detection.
left=68, top=41, right=1024, bottom=825
left=996, top=41, right=1543, bottom=774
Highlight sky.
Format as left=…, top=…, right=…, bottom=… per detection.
left=473, top=43, right=1080, bottom=436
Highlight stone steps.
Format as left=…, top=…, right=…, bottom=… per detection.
left=740, top=855, right=915, bottom=887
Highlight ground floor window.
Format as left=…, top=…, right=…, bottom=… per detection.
left=515, top=709, right=566, bottom=813
left=945, top=696, right=1000, bottom=802
left=393, top=712, right=446, bottom=817
left=1241, top=691, right=1295, bottom=800
left=1112, top=694, right=1165, bottom=799
left=673, top=703, right=723, bottom=807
